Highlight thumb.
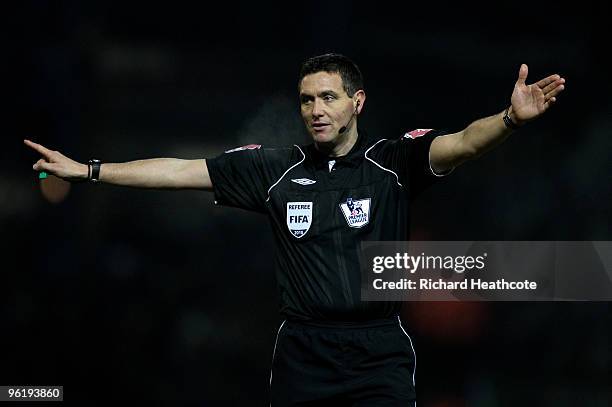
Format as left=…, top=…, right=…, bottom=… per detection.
left=516, top=63, right=528, bottom=86
left=33, top=158, right=51, bottom=172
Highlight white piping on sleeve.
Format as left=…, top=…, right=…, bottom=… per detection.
left=269, top=320, right=286, bottom=388
left=266, top=145, right=306, bottom=202
left=397, top=315, right=417, bottom=389
left=365, top=139, right=403, bottom=187
left=428, top=135, right=455, bottom=177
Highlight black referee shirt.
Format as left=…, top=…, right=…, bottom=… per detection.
left=207, top=128, right=448, bottom=322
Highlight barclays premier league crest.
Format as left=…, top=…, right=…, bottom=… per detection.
left=287, top=202, right=312, bottom=238
left=339, top=197, right=371, bottom=228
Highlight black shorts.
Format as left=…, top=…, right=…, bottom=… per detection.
left=269, top=316, right=416, bottom=406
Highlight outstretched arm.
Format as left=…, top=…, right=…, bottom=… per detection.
left=24, top=139, right=213, bottom=190
left=430, top=64, right=566, bottom=173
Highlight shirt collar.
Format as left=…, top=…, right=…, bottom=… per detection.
left=306, top=129, right=370, bottom=169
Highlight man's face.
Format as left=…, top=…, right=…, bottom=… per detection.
left=299, top=72, right=356, bottom=144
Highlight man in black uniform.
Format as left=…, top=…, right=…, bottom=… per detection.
left=25, top=53, right=566, bottom=406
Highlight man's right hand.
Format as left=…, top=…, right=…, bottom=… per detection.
left=24, top=139, right=88, bottom=182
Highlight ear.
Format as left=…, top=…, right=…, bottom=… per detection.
left=354, top=90, right=366, bottom=115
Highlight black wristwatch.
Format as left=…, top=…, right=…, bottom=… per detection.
left=88, top=159, right=102, bottom=183
left=503, top=106, right=520, bottom=130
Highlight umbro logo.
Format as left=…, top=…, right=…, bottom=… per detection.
left=291, top=178, right=316, bottom=185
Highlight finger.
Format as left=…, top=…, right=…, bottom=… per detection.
left=536, top=74, right=560, bottom=89
left=542, top=97, right=557, bottom=112
left=32, top=158, right=54, bottom=173
left=542, top=77, right=565, bottom=94
left=545, top=84, right=565, bottom=100
left=32, top=158, right=46, bottom=171
left=516, top=64, right=528, bottom=86
left=24, top=139, right=53, bottom=159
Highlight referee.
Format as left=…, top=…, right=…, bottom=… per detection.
left=25, top=53, right=565, bottom=406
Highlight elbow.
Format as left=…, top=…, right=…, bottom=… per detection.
left=458, top=132, right=481, bottom=161
left=465, top=145, right=481, bottom=161
left=447, top=144, right=479, bottom=169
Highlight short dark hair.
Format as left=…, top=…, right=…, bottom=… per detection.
left=298, top=53, right=364, bottom=96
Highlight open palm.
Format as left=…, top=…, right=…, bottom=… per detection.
left=511, top=64, right=565, bottom=124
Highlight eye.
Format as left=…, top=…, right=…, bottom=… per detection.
left=323, top=95, right=336, bottom=102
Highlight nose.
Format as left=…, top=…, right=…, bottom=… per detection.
left=311, top=98, right=324, bottom=118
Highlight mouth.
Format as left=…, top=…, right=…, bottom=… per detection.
left=312, top=123, right=331, bottom=132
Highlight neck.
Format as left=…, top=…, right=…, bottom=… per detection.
left=315, top=126, right=358, bottom=158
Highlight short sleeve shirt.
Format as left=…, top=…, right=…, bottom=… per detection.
left=206, top=129, right=448, bottom=321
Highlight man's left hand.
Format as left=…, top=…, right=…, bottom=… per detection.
left=510, top=64, right=565, bottom=125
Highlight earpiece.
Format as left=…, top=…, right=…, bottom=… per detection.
left=339, top=100, right=361, bottom=134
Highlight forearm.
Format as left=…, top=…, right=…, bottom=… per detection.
left=462, top=107, right=519, bottom=159
left=99, top=158, right=210, bottom=190
left=429, top=106, right=524, bottom=172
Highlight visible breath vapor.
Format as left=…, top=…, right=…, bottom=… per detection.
left=238, top=94, right=309, bottom=148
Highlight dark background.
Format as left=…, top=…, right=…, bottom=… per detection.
left=4, top=1, right=610, bottom=405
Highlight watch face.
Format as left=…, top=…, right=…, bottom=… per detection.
left=89, top=160, right=101, bottom=182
